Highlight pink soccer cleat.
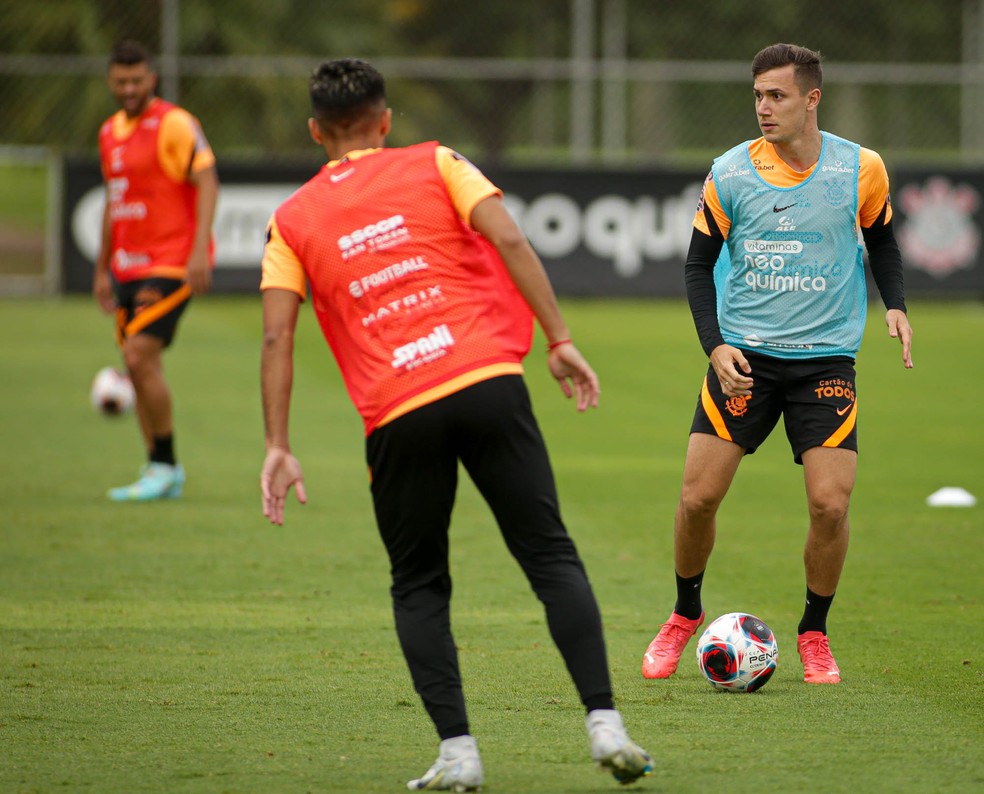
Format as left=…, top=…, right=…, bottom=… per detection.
left=797, top=631, right=841, bottom=684
left=642, top=612, right=705, bottom=679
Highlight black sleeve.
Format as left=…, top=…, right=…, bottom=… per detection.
left=685, top=226, right=726, bottom=357
left=861, top=210, right=907, bottom=313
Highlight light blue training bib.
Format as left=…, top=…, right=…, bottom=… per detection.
left=711, top=132, right=866, bottom=359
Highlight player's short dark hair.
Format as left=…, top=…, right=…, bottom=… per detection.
left=752, top=43, right=822, bottom=93
left=309, top=58, right=386, bottom=131
left=109, top=39, right=153, bottom=69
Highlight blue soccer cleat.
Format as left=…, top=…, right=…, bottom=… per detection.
left=108, top=463, right=185, bottom=501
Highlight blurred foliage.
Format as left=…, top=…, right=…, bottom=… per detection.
left=0, top=0, right=978, bottom=164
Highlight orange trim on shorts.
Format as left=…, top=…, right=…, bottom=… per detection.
left=118, top=282, right=193, bottom=344
left=822, top=399, right=857, bottom=448
left=701, top=376, right=733, bottom=442
left=114, top=307, right=128, bottom=346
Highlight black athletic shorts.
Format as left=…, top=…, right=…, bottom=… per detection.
left=114, top=277, right=191, bottom=347
left=690, top=350, right=858, bottom=464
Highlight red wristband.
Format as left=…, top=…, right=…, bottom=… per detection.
left=547, top=338, right=572, bottom=352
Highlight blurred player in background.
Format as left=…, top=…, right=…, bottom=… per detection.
left=93, top=39, right=218, bottom=501
left=642, top=43, right=912, bottom=685
left=259, top=58, right=652, bottom=791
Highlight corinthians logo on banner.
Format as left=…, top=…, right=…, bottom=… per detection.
left=898, top=176, right=981, bottom=279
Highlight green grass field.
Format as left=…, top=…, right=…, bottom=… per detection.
left=1, top=296, right=981, bottom=793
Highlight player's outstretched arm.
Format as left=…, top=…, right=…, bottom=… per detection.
left=885, top=308, right=913, bottom=369
left=261, top=288, right=307, bottom=524
left=470, top=195, right=599, bottom=410
left=186, top=164, right=219, bottom=295
left=93, top=194, right=116, bottom=313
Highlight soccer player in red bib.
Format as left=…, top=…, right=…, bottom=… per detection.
left=259, top=58, right=652, bottom=791
left=93, top=40, right=218, bottom=501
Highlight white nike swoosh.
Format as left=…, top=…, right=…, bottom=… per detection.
left=330, top=168, right=355, bottom=183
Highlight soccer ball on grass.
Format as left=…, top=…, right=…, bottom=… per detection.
left=696, top=612, right=778, bottom=692
left=90, top=366, right=135, bottom=416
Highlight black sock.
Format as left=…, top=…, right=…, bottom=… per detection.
left=150, top=434, right=176, bottom=466
left=798, top=587, right=835, bottom=635
left=673, top=570, right=705, bottom=620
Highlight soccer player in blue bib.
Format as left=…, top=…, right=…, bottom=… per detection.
left=641, top=43, right=913, bottom=685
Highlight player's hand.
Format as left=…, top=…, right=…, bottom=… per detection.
left=185, top=250, right=212, bottom=295
left=709, top=344, right=753, bottom=397
left=885, top=309, right=913, bottom=369
left=547, top=342, right=600, bottom=411
left=260, top=446, right=307, bottom=526
left=92, top=269, right=116, bottom=314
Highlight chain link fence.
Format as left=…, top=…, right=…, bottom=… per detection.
left=1, top=0, right=982, bottom=291
left=3, top=0, right=982, bottom=163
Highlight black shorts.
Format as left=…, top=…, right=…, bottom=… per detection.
left=114, top=277, right=191, bottom=347
left=690, top=351, right=858, bottom=464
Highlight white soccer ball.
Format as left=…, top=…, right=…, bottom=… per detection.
left=696, top=612, right=778, bottom=693
left=90, top=366, right=135, bottom=416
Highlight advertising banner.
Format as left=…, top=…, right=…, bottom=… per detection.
left=62, top=159, right=982, bottom=297
left=61, top=158, right=703, bottom=296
